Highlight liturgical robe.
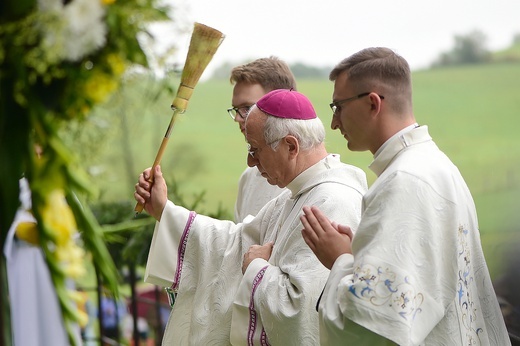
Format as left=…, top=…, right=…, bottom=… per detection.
left=145, top=154, right=367, bottom=345
left=319, top=126, right=510, bottom=345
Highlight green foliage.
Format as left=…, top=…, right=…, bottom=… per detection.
left=0, top=257, right=11, bottom=346
left=492, top=41, right=520, bottom=63
left=0, top=0, right=35, bottom=20
left=91, top=200, right=154, bottom=267
left=0, top=1, right=174, bottom=344
left=432, top=30, right=492, bottom=67
left=289, top=62, right=331, bottom=79
left=89, top=173, right=232, bottom=272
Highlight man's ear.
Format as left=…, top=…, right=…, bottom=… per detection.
left=369, top=92, right=383, bottom=113
left=284, top=135, right=299, bottom=159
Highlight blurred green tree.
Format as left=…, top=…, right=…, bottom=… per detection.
left=432, top=30, right=491, bottom=67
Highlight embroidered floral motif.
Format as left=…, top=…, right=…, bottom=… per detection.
left=457, top=225, right=484, bottom=344
left=347, top=224, right=487, bottom=343
left=348, top=263, right=424, bottom=321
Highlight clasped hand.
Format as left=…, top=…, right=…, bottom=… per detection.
left=300, top=206, right=353, bottom=270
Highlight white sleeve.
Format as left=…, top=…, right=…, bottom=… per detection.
left=144, top=201, right=192, bottom=287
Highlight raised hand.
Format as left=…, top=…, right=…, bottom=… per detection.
left=300, top=206, right=353, bottom=269
left=134, top=165, right=168, bottom=221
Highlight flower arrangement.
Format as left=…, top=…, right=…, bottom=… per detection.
left=0, top=0, right=172, bottom=344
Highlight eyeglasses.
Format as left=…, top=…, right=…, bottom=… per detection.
left=329, top=92, right=384, bottom=114
left=227, top=105, right=254, bottom=120
left=247, top=137, right=284, bottom=159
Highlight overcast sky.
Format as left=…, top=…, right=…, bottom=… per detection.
left=152, top=0, right=520, bottom=78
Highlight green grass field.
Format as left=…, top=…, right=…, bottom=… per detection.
left=91, top=62, right=520, bottom=279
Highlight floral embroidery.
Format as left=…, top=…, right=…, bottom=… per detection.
left=347, top=224, right=487, bottom=344
left=457, top=225, right=484, bottom=344
left=348, top=264, right=424, bottom=322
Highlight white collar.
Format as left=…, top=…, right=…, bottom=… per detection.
left=286, top=154, right=340, bottom=198
left=374, top=123, right=419, bottom=159
left=369, top=125, right=432, bottom=176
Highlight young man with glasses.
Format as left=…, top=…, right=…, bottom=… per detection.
left=227, top=56, right=297, bottom=222
left=300, top=47, right=510, bottom=345
left=135, top=89, right=367, bottom=345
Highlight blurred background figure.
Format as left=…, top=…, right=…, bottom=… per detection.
left=122, top=314, right=151, bottom=346
left=124, top=285, right=171, bottom=345
left=98, top=290, right=127, bottom=346
left=4, top=177, right=80, bottom=345
left=494, top=243, right=520, bottom=345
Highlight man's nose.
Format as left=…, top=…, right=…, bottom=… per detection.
left=331, top=116, right=340, bottom=130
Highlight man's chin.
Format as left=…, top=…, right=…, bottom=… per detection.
left=264, top=176, right=284, bottom=188
left=262, top=174, right=275, bottom=184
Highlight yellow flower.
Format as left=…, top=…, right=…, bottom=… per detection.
left=107, top=53, right=126, bottom=76
left=55, top=242, right=85, bottom=262
left=101, top=0, right=116, bottom=5
left=41, top=189, right=77, bottom=246
left=83, top=72, right=118, bottom=105
left=68, top=290, right=90, bottom=327
left=76, top=309, right=89, bottom=328
left=15, top=221, right=39, bottom=245
left=56, top=242, right=87, bottom=279
left=68, top=289, right=87, bottom=305
left=63, top=260, right=87, bottom=278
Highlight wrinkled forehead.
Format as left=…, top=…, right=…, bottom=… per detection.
left=244, top=106, right=266, bottom=144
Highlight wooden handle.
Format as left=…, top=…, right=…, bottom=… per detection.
left=134, top=136, right=170, bottom=214
left=133, top=23, right=224, bottom=215
left=134, top=113, right=176, bottom=215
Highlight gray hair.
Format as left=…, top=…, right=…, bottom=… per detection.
left=264, top=116, right=325, bottom=151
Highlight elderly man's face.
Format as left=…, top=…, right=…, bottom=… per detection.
left=245, top=107, right=290, bottom=188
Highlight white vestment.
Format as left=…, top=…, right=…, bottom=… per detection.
left=4, top=179, right=79, bottom=346
left=234, top=166, right=285, bottom=222
left=145, top=154, right=368, bottom=345
left=320, top=126, right=510, bottom=346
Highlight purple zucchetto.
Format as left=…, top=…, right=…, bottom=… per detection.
left=256, top=89, right=317, bottom=120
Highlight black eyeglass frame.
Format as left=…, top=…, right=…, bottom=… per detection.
left=329, top=92, right=384, bottom=114
left=227, top=105, right=254, bottom=120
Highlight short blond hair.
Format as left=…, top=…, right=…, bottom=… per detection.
left=230, top=56, right=297, bottom=92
